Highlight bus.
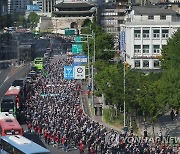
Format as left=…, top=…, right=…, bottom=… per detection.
left=34, top=57, right=44, bottom=70
left=0, top=135, right=51, bottom=154
left=1, top=86, right=23, bottom=117
left=0, top=112, right=23, bottom=136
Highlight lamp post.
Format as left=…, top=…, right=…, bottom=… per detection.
left=123, top=52, right=126, bottom=128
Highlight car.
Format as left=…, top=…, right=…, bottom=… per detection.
left=44, top=53, right=49, bottom=59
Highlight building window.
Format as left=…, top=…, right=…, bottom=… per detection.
left=153, top=45, right=160, bottom=53
left=154, top=60, right=160, bottom=68
left=143, top=30, right=149, bottom=38
left=135, top=60, right=140, bottom=68
left=153, top=29, right=160, bottom=38
left=160, top=15, right=166, bottom=20
left=162, top=29, right=169, bottom=38
left=143, top=45, right=149, bottom=53
left=134, top=45, right=141, bottom=53
left=134, top=30, right=141, bottom=38
left=143, top=60, right=149, bottom=68
left=148, top=15, right=154, bottom=20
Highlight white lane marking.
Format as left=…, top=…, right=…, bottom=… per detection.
left=0, top=76, right=9, bottom=88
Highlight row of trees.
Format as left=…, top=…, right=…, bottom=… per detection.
left=0, top=12, right=40, bottom=29
left=81, top=19, right=179, bottom=132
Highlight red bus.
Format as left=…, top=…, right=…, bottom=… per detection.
left=0, top=112, right=23, bottom=136
left=5, top=86, right=22, bottom=110
left=1, top=86, right=22, bottom=117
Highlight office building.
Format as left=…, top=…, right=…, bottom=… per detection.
left=122, top=6, right=180, bottom=70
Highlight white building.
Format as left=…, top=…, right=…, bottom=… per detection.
left=122, top=6, right=180, bottom=70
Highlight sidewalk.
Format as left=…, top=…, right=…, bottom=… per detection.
left=80, top=80, right=123, bottom=133
left=80, top=81, right=180, bottom=137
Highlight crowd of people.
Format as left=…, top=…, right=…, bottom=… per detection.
left=25, top=56, right=179, bottom=154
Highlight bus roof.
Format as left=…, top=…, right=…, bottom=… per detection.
left=1, top=135, right=50, bottom=154
left=34, top=57, right=44, bottom=61
left=0, top=113, right=22, bottom=130
left=5, top=86, right=21, bottom=96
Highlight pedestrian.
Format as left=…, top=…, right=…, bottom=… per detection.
left=47, top=131, right=50, bottom=145
left=144, top=128, right=147, bottom=138
left=175, top=110, right=179, bottom=120
left=90, top=144, right=95, bottom=154
left=79, top=141, right=85, bottom=154
left=158, top=130, right=163, bottom=142
left=170, top=110, right=175, bottom=121
left=27, top=122, right=32, bottom=133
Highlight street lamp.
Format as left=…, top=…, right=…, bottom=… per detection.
left=75, top=32, right=96, bottom=107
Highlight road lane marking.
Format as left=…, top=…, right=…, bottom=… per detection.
left=0, top=76, right=9, bottom=88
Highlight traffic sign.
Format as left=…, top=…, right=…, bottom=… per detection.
left=64, top=66, right=74, bottom=80
left=73, top=55, right=88, bottom=65
left=65, top=28, right=76, bottom=35
left=72, top=44, right=82, bottom=54
left=75, top=36, right=82, bottom=42
left=74, top=66, right=85, bottom=79
left=120, top=31, right=126, bottom=51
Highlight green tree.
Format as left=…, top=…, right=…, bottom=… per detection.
left=81, top=20, right=114, bottom=61
left=160, top=29, right=180, bottom=109
left=28, top=12, right=40, bottom=28
left=95, top=63, right=124, bottom=107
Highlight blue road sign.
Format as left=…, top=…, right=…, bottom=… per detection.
left=120, top=31, right=126, bottom=51
left=73, top=55, right=88, bottom=65
left=64, top=66, right=74, bottom=80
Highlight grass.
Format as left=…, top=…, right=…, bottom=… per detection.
left=103, top=108, right=124, bottom=130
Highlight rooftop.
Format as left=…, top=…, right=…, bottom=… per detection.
left=54, top=2, right=95, bottom=9
left=132, top=6, right=178, bottom=16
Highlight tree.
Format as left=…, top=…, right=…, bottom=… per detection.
left=95, top=63, right=124, bottom=107
left=28, top=12, right=40, bottom=28
left=160, top=29, right=180, bottom=110
left=81, top=20, right=115, bottom=61
left=161, top=28, right=180, bottom=70
left=15, top=15, right=27, bottom=27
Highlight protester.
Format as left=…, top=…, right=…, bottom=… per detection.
left=24, top=55, right=179, bottom=154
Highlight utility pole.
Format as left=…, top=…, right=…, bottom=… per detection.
left=123, top=52, right=126, bottom=128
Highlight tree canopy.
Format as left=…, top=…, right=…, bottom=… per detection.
left=81, top=19, right=114, bottom=61
left=28, top=12, right=40, bottom=28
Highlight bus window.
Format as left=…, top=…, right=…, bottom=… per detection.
left=1, top=100, right=14, bottom=112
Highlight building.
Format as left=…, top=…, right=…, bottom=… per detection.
left=42, top=0, right=56, bottom=13
left=0, top=0, right=8, bottom=15
left=7, top=0, right=30, bottom=15
left=37, top=1, right=96, bottom=33
left=156, top=2, right=180, bottom=13
left=32, top=0, right=43, bottom=10
left=122, top=6, right=180, bottom=70
left=99, top=0, right=128, bottom=50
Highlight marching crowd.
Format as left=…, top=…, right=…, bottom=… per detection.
left=25, top=56, right=179, bottom=154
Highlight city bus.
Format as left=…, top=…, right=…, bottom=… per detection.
left=1, top=86, right=23, bottom=117
left=0, top=135, right=51, bottom=154
left=34, top=57, right=44, bottom=70
left=0, top=112, right=23, bottom=136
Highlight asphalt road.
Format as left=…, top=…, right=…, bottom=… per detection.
left=0, top=34, right=80, bottom=153
left=0, top=65, right=30, bottom=99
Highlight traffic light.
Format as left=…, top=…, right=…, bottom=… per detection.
left=125, top=62, right=130, bottom=70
